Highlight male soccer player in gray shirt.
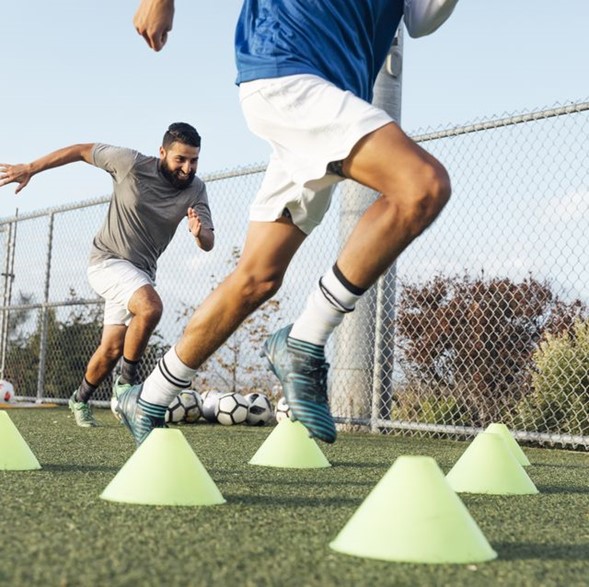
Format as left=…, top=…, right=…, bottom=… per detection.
left=0, top=122, right=214, bottom=427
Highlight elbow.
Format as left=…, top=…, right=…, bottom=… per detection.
left=201, top=230, right=215, bottom=252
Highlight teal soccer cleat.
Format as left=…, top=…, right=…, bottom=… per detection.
left=262, top=324, right=336, bottom=444
left=115, top=383, right=164, bottom=446
left=68, top=390, right=99, bottom=428
left=112, top=375, right=133, bottom=400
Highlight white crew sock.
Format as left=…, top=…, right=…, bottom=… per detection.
left=140, top=346, right=196, bottom=406
left=290, top=265, right=364, bottom=346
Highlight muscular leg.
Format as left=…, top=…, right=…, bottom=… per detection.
left=84, top=324, right=126, bottom=386
left=85, top=285, right=162, bottom=385
left=124, top=284, right=163, bottom=360
left=175, top=217, right=307, bottom=369
left=339, top=121, right=451, bottom=288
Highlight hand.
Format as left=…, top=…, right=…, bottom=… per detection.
left=133, top=0, right=175, bottom=52
left=187, top=207, right=202, bottom=238
left=0, top=163, right=33, bottom=194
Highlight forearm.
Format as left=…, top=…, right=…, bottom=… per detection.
left=195, top=228, right=214, bottom=252
left=29, top=143, right=95, bottom=176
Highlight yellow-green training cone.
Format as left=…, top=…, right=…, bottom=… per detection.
left=0, top=411, right=41, bottom=470
left=446, top=432, right=538, bottom=495
left=330, top=455, right=497, bottom=564
left=249, top=419, right=331, bottom=468
left=100, top=428, right=225, bottom=506
left=484, top=422, right=531, bottom=466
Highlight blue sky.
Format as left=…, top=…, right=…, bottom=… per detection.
left=1, top=0, right=588, bottom=219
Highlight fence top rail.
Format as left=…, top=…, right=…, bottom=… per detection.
left=412, top=100, right=589, bottom=143
left=1, top=99, right=588, bottom=225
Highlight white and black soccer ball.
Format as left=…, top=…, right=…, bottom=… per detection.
left=244, top=392, right=273, bottom=426
left=166, top=390, right=203, bottom=424
left=110, top=396, right=122, bottom=422
left=0, top=380, right=15, bottom=403
left=166, top=394, right=187, bottom=424
left=275, top=396, right=292, bottom=423
left=182, top=390, right=203, bottom=423
left=201, top=389, right=224, bottom=423
left=215, top=392, right=248, bottom=426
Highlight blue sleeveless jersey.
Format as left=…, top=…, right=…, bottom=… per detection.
left=235, top=0, right=404, bottom=102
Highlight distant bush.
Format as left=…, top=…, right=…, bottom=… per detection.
left=391, top=384, right=472, bottom=427
left=516, top=319, right=589, bottom=435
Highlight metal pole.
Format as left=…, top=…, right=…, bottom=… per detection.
left=370, top=30, right=403, bottom=431
left=36, top=212, right=55, bottom=402
left=0, top=210, right=18, bottom=380
left=331, top=29, right=403, bottom=429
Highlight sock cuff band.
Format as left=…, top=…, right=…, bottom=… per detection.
left=333, top=263, right=366, bottom=296
left=122, top=357, right=140, bottom=365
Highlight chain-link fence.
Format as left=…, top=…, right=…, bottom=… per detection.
left=1, top=99, right=588, bottom=448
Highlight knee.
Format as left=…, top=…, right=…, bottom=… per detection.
left=231, top=270, right=282, bottom=311
left=388, top=159, right=451, bottom=236
left=100, top=342, right=124, bottom=363
left=135, top=299, right=163, bottom=327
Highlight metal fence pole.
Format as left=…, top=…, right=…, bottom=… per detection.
left=331, top=29, right=403, bottom=428
left=0, top=212, right=17, bottom=380
left=36, top=212, right=55, bottom=402
left=370, top=30, right=403, bottom=430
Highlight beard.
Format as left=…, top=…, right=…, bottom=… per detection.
left=160, top=159, right=196, bottom=189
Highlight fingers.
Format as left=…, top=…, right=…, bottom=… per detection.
left=133, top=0, right=174, bottom=52
left=0, top=164, right=30, bottom=194
left=14, top=181, right=28, bottom=195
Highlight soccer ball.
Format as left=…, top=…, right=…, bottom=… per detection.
left=201, top=389, right=224, bottom=423
left=166, top=390, right=203, bottom=424
left=275, top=396, right=292, bottom=422
left=183, top=390, right=203, bottom=423
left=0, top=380, right=15, bottom=403
left=110, top=396, right=122, bottom=422
left=244, top=392, right=273, bottom=426
left=215, top=392, right=248, bottom=426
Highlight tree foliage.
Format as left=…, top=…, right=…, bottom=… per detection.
left=4, top=288, right=167, bottom=400
left=177, top=246, right=284, bottom=395
left=394, top=273, right=587, bottom=425
left=516, top=319, right=589, bottom=436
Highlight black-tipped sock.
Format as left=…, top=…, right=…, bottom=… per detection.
left=76, top=378, right=98, bottom=403
left=120, top=357, right=140, bottom=385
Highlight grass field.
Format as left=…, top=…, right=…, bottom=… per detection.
left=1, top=407, right=589, bottom=587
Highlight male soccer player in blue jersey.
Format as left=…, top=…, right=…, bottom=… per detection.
left=120, top=0, right=459, bottom=445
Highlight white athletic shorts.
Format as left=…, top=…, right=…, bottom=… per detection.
left=87, top=259, right=154, bottom=326
left=239, top=74, right=393, bottom=234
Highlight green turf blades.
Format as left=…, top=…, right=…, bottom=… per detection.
left=249, top=418, right=331, bottom=468
left=446, top=431, right=538, bottom=495
left=0, top=411, right=41, bottom=470
left=100, top=428, right=225, bottom=506
left=484, top=422, right=531, bottom=466
left=330, top=455, right=497, bottom=564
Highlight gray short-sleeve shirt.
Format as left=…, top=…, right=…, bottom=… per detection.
left=89, top=143, right=214, bottom=281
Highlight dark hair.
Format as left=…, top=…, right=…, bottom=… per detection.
left=162, top=122, right=201, bottom=149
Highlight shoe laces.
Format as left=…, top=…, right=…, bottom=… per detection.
left=78, top=402, right=94, bottom=420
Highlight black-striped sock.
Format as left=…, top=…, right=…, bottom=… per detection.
left=140, top=346, right=195, bottom=407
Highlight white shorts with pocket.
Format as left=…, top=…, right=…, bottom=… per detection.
left=239, top=74, right=393, bottom=234
left=87, top=259, right=154, bottom=325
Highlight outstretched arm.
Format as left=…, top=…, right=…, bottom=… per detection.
left=404, top=0, right=460, bottom=38
left=134, top=0, right=175, bottom=52
left=0, top=143, right=95, bottom=194
left=187, top=207, right=215, bottom=252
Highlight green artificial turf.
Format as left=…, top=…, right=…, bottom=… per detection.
left=1, top=408, right=588, bottom=587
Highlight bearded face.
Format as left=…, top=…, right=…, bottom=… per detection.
left=159, top=143, right=200, bottom=189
